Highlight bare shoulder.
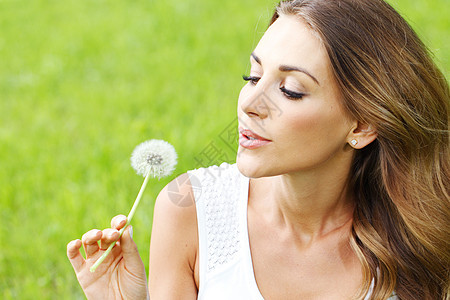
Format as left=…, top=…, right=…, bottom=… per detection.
left=152, top=172, right=198, bottom=234
left=152, top=172, right=198, bottom=255
left=157, top=172, right=198, bottom=211
left=149, top=173, right=199, bottom=298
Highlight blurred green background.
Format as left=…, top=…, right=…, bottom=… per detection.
left=0, top=0, right=448, bottom=298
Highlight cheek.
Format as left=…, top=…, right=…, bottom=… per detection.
left=291, top=111, right=320, bottom=131
left=277, top=105, right=349, bottom=147
left=279, top=106, right=322, bottom=136
left=284, top=113, right=320, bottom=151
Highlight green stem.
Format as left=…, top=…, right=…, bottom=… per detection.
left=90, top=171, right=152, bottom=273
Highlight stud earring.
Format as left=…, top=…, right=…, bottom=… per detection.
left=350, top=139, right=358, bottom=146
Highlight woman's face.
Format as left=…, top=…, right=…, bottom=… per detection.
left=237, top=15, right=356, bottom=178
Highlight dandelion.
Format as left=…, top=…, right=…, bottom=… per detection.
left=130, top=139, right=177, bottom=179
left=90, top=139, right=177, bottom=272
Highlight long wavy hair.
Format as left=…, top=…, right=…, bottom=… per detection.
left=270, top=0, right=450, bottom=299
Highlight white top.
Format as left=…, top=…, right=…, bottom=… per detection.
left=188, top=163, right=397, bottom=300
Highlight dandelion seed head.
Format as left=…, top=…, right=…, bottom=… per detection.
left=146, top=153, right=163, bottom=166
left=130, top=139, right=177, bottom=178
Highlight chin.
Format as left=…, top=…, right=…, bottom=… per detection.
left=236, top=150, right=270, bottom=179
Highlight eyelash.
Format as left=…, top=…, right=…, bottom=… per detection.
left=242, top=75, right=306, bottom=100
left=242, top=75, right=260, bottom=85
left=280, top=86, right=306, bottom=100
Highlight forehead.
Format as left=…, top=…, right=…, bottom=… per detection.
left=253, top=15, right=331, bottom=78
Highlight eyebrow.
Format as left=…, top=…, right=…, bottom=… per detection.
left=251, top=52, right=320, bottom=86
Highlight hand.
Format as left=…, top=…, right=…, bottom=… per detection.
left=67, top=215, right=149, bottom=300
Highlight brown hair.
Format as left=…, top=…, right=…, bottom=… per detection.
left=271, top=0, right=450, bottom=299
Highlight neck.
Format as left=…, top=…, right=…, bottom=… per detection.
left=249, top=161, right=355, bottom=244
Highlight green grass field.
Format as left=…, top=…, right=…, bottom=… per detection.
left=0, top=0, right=448, bottom=298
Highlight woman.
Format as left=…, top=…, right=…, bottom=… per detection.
left=67, top=0, right=449, bottom=299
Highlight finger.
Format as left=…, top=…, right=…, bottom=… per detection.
left=111, top=215, right=127, bottom=230
left=100, top=228, right=120, bottom=250
left=67, top=239, right=85, bottom=273
left=82, top=229, right=102, bottom=257
left=120, top=226, right=145, bottom=271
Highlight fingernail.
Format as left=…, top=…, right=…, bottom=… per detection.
left=129, top=226, right=133, bottom=239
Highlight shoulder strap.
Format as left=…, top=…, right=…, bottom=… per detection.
left=188, top=163, right=243, bottom=280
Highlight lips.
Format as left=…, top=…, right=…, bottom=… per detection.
left=239, top=127, right=272, bottom=149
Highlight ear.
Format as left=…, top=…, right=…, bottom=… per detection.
left=347, top=121, right=377, bottom=149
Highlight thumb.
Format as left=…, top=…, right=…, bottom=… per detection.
left=120, top=226, right=145, bottom=270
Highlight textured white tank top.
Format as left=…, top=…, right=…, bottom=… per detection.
left=188, top=163, right=396, bottom=300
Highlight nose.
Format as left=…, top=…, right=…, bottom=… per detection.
left=239, top=86, right=270, bottom=120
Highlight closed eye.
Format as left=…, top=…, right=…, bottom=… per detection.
left=280, top=86, right=306, bottom=100
left=242, top=75, right=260, bottom=85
